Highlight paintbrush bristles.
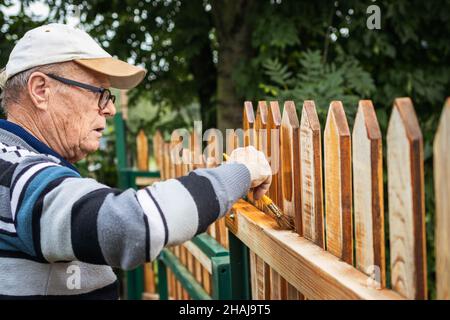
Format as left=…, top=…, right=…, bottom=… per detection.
left=266, top=203, right=295, bottom=230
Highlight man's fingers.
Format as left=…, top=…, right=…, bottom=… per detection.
left=253, top=177, right=271, bottom=200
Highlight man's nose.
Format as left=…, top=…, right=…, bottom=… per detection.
left=101, top=100, right=117, bottom=118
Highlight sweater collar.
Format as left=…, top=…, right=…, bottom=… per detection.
left=0, top=119, right=79, bottom=173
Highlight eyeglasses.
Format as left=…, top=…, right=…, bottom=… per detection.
left=45, top=73, right=116, bottom=110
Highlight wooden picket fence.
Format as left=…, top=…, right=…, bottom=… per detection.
left=142, top=97, right=449, bottom=300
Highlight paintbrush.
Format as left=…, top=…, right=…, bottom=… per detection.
left=223, top=153, right=295, bottom=230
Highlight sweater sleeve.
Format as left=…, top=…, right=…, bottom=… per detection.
left=8, top=155, right=250, bottom=270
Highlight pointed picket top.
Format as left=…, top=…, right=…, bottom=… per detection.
left=267, top=101, right=283, bottom=207
left=324, top=101, right=353, bottom=264
left=300, top=100, right=324, bottom=248
left=256, top=101, right=269, bottom=154
left=243, top=101, right=256, bottom=147
left=387, top=97, right=427, bottom=299
left=352, top=100, right=385, bottom=288
left=434, top=97, right=450, bottom=300
left=280, top=101, right=301, bottom=233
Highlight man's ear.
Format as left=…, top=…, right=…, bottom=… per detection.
left=27, top=72, right=51, bottom=111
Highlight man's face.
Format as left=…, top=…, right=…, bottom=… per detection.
left=47, top=65, right=115, bottom=162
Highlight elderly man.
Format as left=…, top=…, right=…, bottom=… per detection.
left=0, top=24, right=271, bottom=299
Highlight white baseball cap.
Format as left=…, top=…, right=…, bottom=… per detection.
left=0, top=23, right=147, bottom=89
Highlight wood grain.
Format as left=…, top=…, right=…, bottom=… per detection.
left=267, top=101, right=283, bottom=207
left=324, top=101, right=353, bottom=264
left=269, top=268, right=287, bottom=299
left=256, top=101, right=269, bottom=155
left=300, top=100, right=324, bottom=247
left=254, top=101, right=269, bottom=211
left=434, top=98, right=450, bottom=300
left=280, top=101, right=302, bottom=234
left=244, top=101, right=256, bottom=147
left=387, top=97, right=427, bottom=299
left=352, top=100, right=385, bottom=288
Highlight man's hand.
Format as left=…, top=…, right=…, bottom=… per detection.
left=227, top=146, right=272, bottom=200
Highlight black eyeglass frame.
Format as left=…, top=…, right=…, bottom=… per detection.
left=45, top=73, right=116, bottom=110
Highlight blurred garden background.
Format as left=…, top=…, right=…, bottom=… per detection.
left=1, top=0, right=449, bottom=298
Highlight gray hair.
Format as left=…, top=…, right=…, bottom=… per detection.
left=0, top=63, right=71, bottom=115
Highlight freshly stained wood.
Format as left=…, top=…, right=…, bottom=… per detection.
left=153, top=130, right=164, bottom=170
left=254, top=101, right=269, bottom=211
left=243, top=102, right=257, bottom=202
left=256, top=101, right=269, bottom=155
left=243, top=101, right=256, bottom=147
left=227, top=200, right=403, bottom=300
left=215, top=217, right=229, bottom=249
left=267, top=101, right=287, bottom=300
left=280, top=101, right=302, bottom=234
left=387, top=97, right=427, bottom=300
left=267, top=101, right=283, bottom=208
left=324, top=101, right=353, bottom=264
left=352, top=100, right=385, bottom=288
left=136, top=129, right=149, bottom=171
left=300, top=101, right=324, bottom=247
left=434, top=98, right=450, bottom=300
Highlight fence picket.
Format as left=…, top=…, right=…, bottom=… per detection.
left=324, top=101, right=353, bottom=264
left=300, top=100, right=324, bottom=247
left=434, top=98, right=450, bottom=300
left=387, top=97, right=427, bottom=299
left=352, top=100, right=385, bottom=288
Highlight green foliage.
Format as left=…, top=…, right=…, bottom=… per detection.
left=260, top=50, right=375, bottom=122
left=251, top=15, right=300, bottom=49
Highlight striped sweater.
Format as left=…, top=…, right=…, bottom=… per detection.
left=0, top=120, right=251, bottom=299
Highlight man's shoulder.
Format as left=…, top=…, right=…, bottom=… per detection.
left=0, top=140, right=62, bottom=166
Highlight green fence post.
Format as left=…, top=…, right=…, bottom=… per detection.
left=113, top=113, right=127, bottom=189
left=211, top=255, right=232, bottom=300
left=159, top=249, right=210, bottom=300
left=158, top=259, right=169, bottom=300
left=114, top=113, right=146, bottom=300
left=228, top=230, right=251, bottom=299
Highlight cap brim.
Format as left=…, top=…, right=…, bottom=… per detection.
left=74, top=57, right=147, bottom=89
